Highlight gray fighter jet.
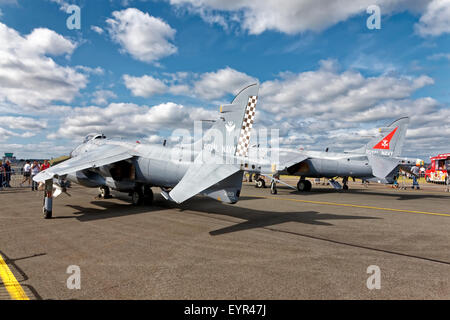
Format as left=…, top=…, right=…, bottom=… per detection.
left=249, top=117, right=417, bottom=194
left=33, top=84, right=259, bottom=218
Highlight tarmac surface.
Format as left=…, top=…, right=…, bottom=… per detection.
left=0, top=178, right=449, bottom=300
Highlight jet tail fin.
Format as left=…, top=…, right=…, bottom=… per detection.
left=196, top=83, right=259, bottom=158
left=365, top=117, right=409, bottom=157
left=167, top=84, right=259, bottom=204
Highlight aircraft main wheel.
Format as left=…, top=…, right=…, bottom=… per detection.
left=256, top=178, right=265, bottom=188
left=132, top=190, right=144, bottom=206
left=99, top=186, right=110, bottom=198
left=343, top=185, right=349, bottom=190
left=43, top=208, right=52, bottom=219
left=144, top=186, right=154, bottom=205
left=297, top=180, right=307, bottom=192
left=270, top=182, right=277, bottom=194
left=297, top=180, right=312, bottom=192
left=304, top=180, right=312, bottom=191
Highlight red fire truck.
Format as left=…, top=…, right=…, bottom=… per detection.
left=425, top=153, right=450, bottom=183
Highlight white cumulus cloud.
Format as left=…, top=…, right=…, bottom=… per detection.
left=106, top=8, right=177, bottom=63
left=91, top=90, right=118, bottom=105
left=168, top=0, right=434, bottom=35
left=50, top=102, right=216, bottom=141
left=0, top=23, right=87, bottom=108
left=90, top=25, right=104, bottom=34
left=123, top=74, right=169, bottom=97
left=193, top=67, right=257, bottom=99
left=123, top=67, right=257, bottom=100
left=415, top=0, right=450, bottom=36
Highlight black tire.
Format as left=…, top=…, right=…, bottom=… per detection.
left=297, top=180, right=307, bottom=192
left=99, top=186, right=110, bottom=198
left=343, top=184, right=349, bottom=190
left=260, top=179, right=266, bottom=188
left=297, top=180, right=312, bottom=192
left=131, top=190, right=144, bottom=206
left=255, top=178, right=265, bottom=188
left=43, top=208, right=52, bottom=219
left=304, top=180, right=312, bottom=191
left=270, top=182, right=277, bottom=194
left=143, top=186, right=154, bottom=205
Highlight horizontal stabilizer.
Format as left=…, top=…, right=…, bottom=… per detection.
left=368, top=154, right=399, bottom=183
left=168, top=153, right=241, bottom=204
left=201, top=171, right=244, bottom=204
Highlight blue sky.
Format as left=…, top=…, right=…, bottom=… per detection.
left=0, top=0, right=449, bottom=159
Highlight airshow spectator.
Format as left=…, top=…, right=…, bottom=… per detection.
left=30, top=161, right=40, bottom=191
left=20, top=160, right=32, bottom=187
left=446, top=160, right=450, bottom=193
left=420, top=166, right=426, bottom=177
left=3, top=160, right=12, bottom=188
left=0, top=161, right=4, bottom=190
left=411, top=164, right=420, bottom=190
left=41, top=159, right=50, bottom=171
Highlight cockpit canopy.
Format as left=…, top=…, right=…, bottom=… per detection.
left=83, top=133, right=106, bottom=144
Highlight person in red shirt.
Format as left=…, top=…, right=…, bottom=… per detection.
left=41, top=159, right=50, bottom=171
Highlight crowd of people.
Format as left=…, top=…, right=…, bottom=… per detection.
left=0, top=159, right=50, bottom=191
left=21, top=159, right=50, bottom=191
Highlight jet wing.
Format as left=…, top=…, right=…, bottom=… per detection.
left=167, top=153, right=241, bottom=204
left=33, top=144, right=135, bottom=183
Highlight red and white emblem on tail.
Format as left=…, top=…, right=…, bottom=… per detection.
left=373, top=127, right=398, bottom=150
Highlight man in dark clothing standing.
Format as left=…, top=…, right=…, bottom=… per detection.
left=0, top=161, right=4, bottom=190
left=411, top=164, right=420, bottom=190
left=446, top=160, right=450, bottom=193
left=3, top=161, right=11, bottom=188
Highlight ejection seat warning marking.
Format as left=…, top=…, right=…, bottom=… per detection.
left=0, top=254, right=29, bottom=300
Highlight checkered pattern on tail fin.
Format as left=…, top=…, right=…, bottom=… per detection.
left=235, top=96, right=257, bottom=157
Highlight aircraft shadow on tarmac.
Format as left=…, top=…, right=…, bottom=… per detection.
left=61, top=201, right=159, bottom=222
left=60, top=195, right=380, bottom=236
left=167, top=198, right=381, bottom=236
left=156, top=197, right=450, bottom=266
left=56, top=195, right=450, bottom=267
left=273, top=186, right=450, bottom=201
